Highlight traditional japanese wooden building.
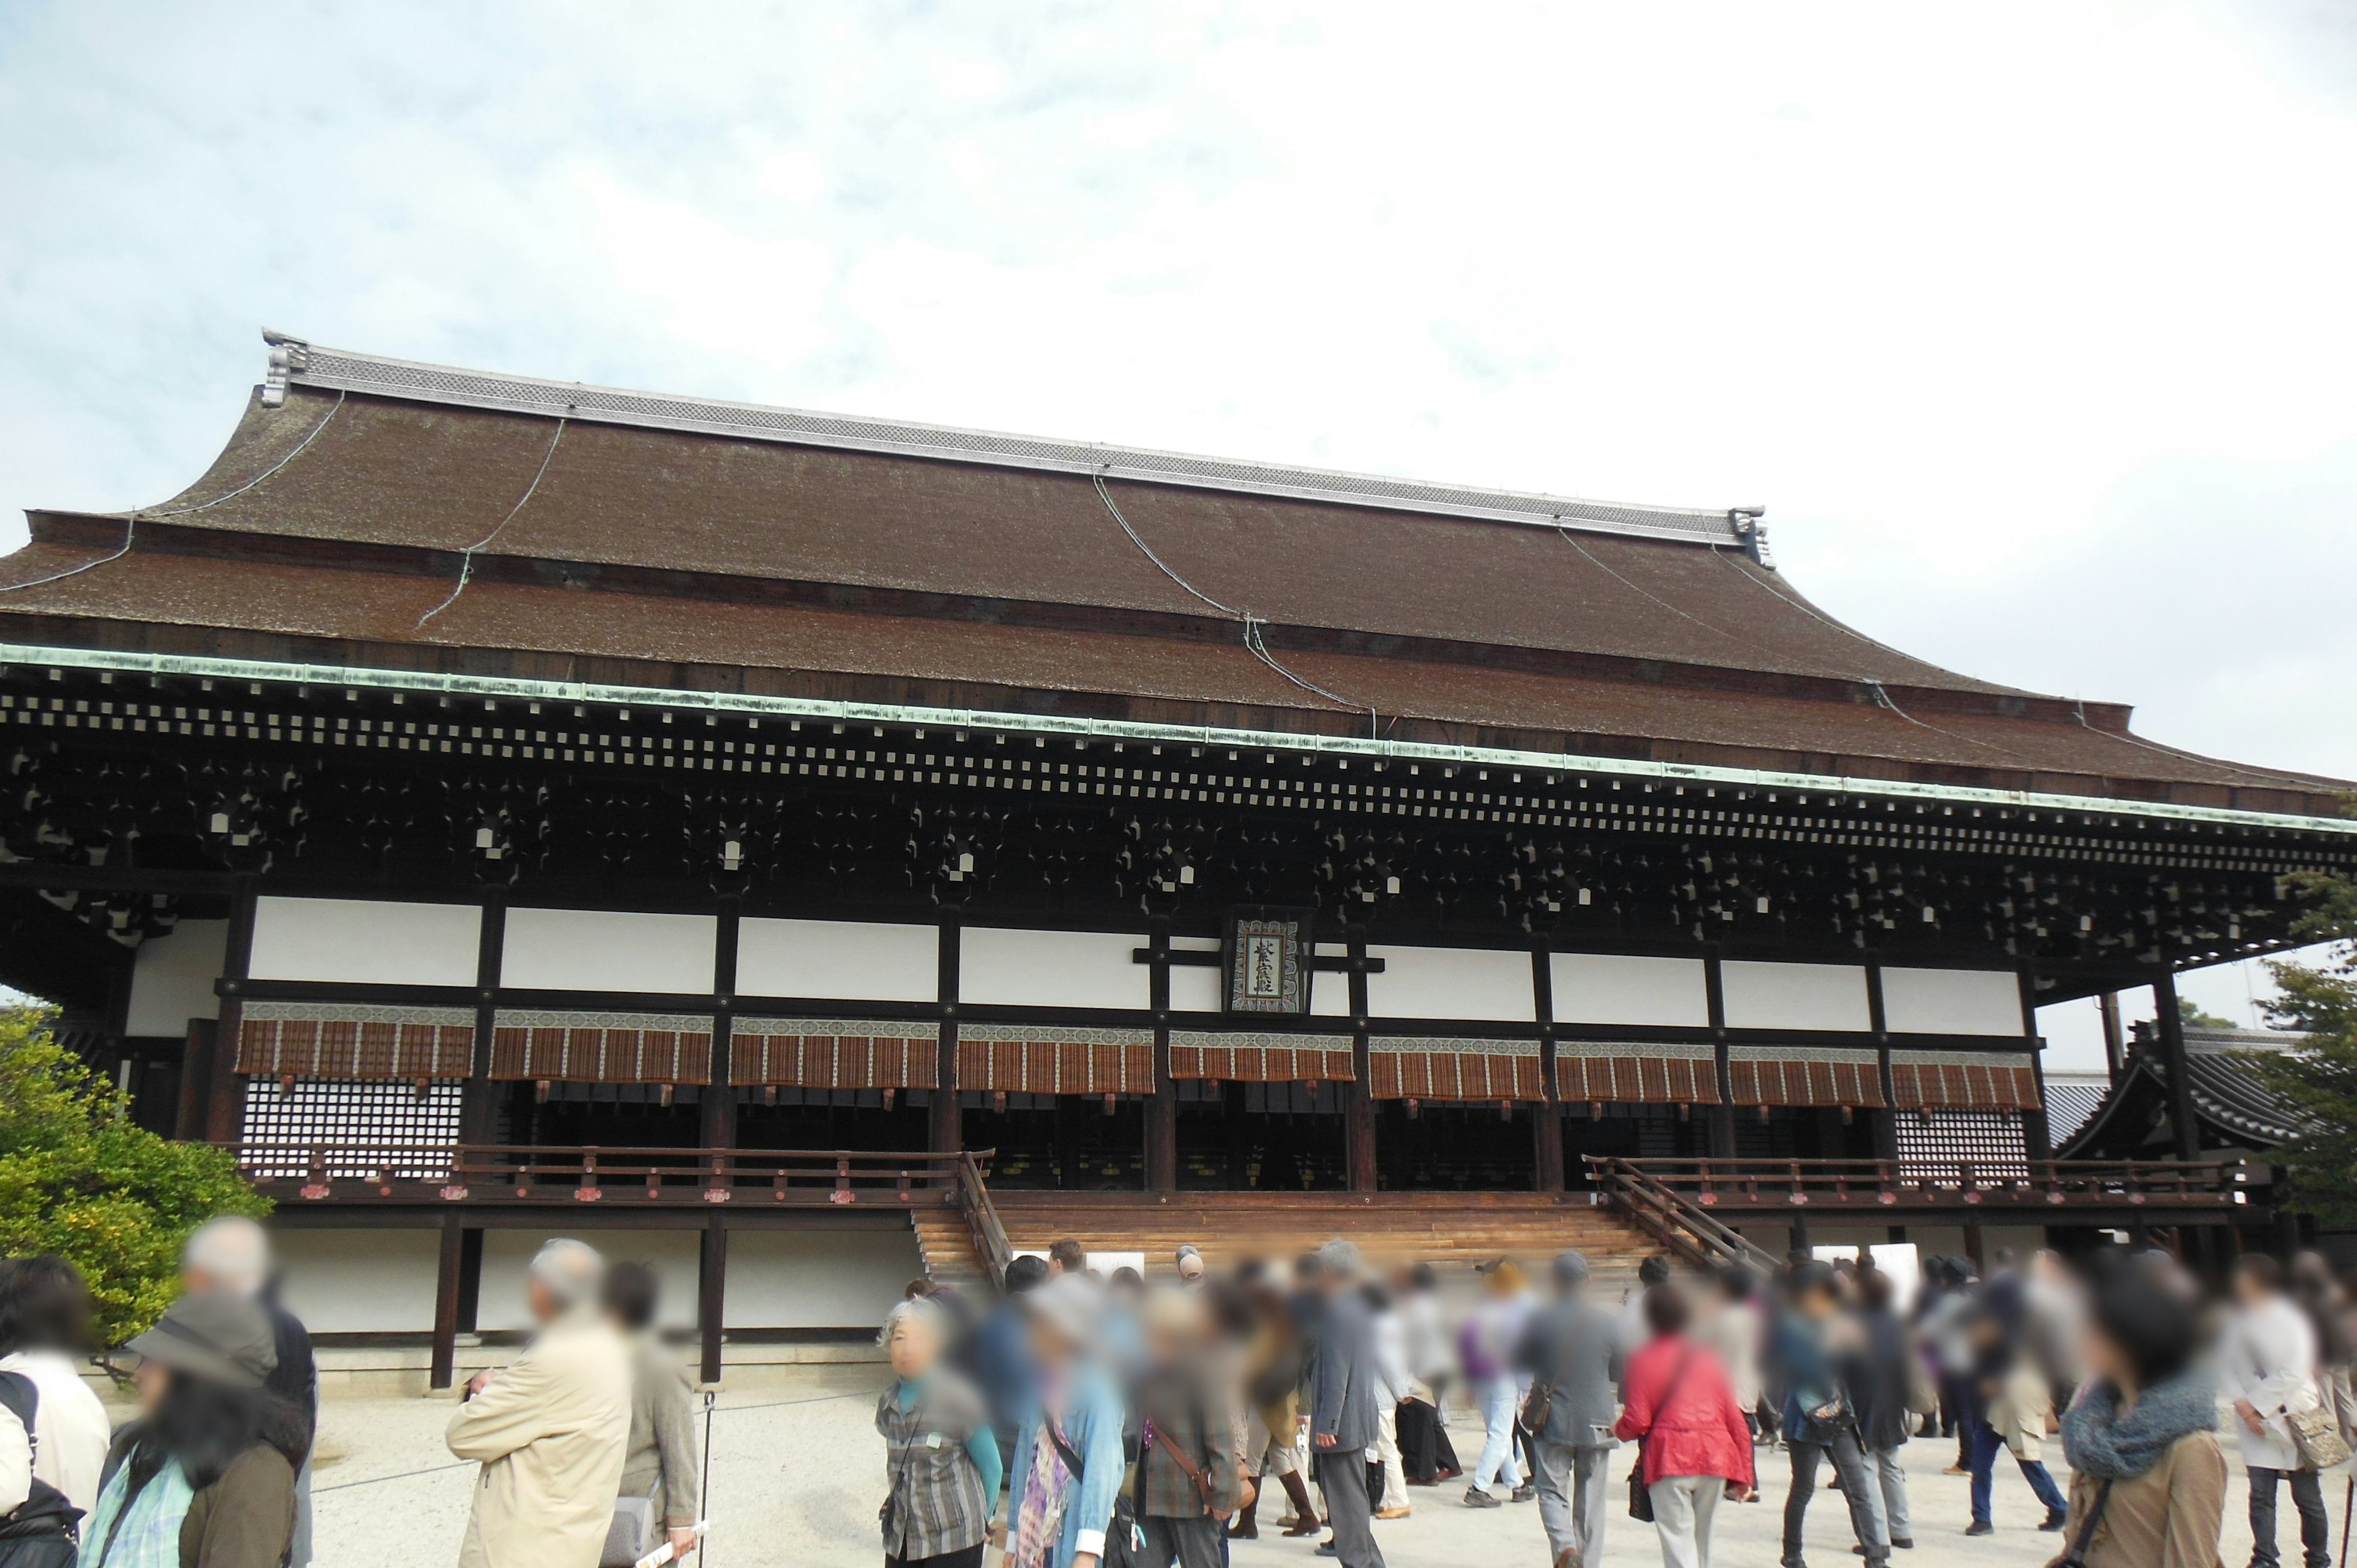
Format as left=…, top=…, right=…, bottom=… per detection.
left=3, top=333, right=2348, bottom=1378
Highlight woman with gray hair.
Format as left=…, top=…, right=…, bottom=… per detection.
left=878, top=1296, right=1002, bottom=1568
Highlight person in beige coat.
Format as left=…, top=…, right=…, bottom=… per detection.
left=449, top=1239, right=633, bottom=1568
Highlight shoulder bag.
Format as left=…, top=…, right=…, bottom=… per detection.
left=1627, top=1346, right=1697, bottom=1524
left=2245, top=1336, right=2353, bottom=1472
left=1048, top=1418, right=1147, bottom=1568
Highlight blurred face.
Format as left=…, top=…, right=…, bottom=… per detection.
left=133, top=1358, right=171, bottom=1414
left=1026, top=1314, right=1073, bottom=1372
left=2235, top=1269, right=2271, bottom=1308
left=889, top=1311, right=939, bottom=1380
left=1178, top=1257, right=1205, bottom=1285
left=2084, top=1323, right=2133, bottom=1391
left=526, top=1278, right=561, bottom=1325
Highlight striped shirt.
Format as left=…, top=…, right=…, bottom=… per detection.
left=877, top=1371, right=992, bottom=1561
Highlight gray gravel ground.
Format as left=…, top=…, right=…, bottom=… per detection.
left=311, top=1370, right=2314, bottom=1568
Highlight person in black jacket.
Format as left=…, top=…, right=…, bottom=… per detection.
left=180, top=1218, right=316, bottom=1567
left=1847, top=1268, right=1915, bottom=1551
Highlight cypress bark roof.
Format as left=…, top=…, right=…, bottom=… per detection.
left=2, top=336, right=2345, bottom=817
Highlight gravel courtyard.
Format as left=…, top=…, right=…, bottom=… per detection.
left=306, top=1367, right=2317, bottom=1568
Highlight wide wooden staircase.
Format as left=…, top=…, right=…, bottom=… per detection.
left=913, top=1189, right=1670, bottom=1299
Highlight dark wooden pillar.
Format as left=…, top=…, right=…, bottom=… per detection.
left=430, top=1212, right=465, bottom=1391
left=1345, top=924, right=1377, bottom=1192
left=174, top=1018, right=216, bottom=1142
left=455, top=1228, right=485, bottom=1334
left=697, top=1218, right=728, bottom=1386
left=460, top=884, right=509, bottom=1148
left=2016, top=970, right=2053, bottom=1166
left=201, top=873, right=260, bottom=1143
left=1145, top=917, right=1177, bottom=1192
left=931, top=917, right=962, bottom=1156
left=1531, top=945, right=1565, bottom=1192
left=1963, top=1216, right=1986, bottom=1273
left=2097, top=991, right=2127, bottom=1084
left=702, top=892, right=741, bottom=1152
left=1703, top=948, right=1735, bottom=1159
left=1864, top=956, right=1900, bottom=1165
left=2151, top=972, right=2200, bottom=1163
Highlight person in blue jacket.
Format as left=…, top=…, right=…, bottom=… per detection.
left=1005, top=1275, right=1129, bottom=1568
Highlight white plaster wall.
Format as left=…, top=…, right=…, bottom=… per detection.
left=1720, top=961, right=1871, bottom=1032
left=959, top=927, right=1149, bottom=1011
left=1168, top=938, right=1223, bottom=1014
left=1881, top=967, right=2024, bottom=1037
left=125, top=919, right=228, bottom=1037
left=1549, top=952, right=1709, bottom=1028
left=272, top=1228, right=443, bottom=1334
left=1366, top=945, right=1535, bottom=1022
left=476, top=1230, right=702, bottom=1334
left=726, top=1228, right=924, bottom=1330
left=250, top=897, right=481, bottom=987
left=1312, top=944, right=1351, bottom=1018
left=737, top=918, right=937, bottom=1003
left=501, top=908, right=717, bottom=995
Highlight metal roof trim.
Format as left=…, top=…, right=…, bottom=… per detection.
left=271, top=336, right=1747, bottom=547
left=8, top=640, right=2353, bottom=837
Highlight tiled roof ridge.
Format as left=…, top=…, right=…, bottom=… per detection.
left=262, top=331, right=1763, bottom=550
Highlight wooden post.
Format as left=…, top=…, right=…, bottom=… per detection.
left=174, top=1018, right=215, bottom=1142
left=202, top=873, right=260, bottom=1143
left=455, top=1228, right=484, bottom=1334
left=931, top=917, right=962, bottom=1157
left=1963, top=1216, right=1986, bottom=1273
left=2016, top=970, right=2054, bottom=1167
left=2097, top=992, right=2127, bottom=1084
left=2151, top=973, right=2201, bottom=1163
left=430, top=1212, right=465, bottom=1391
left=698, top=1217, right=728, bottom=1388
left=460, top=884, right=508, bottom=1148
left=702, top=891, right=741, bottom=1153
left=1531, top=946, right=1565, bottom=1192
left=1703, top=948, right=1736, bottom=1158
left=1346, top=923, right=1377, bottom=1192
left=1145, top=916, right=1177, bottom=1192
left=1864, top=956, right=1900, bottom=1165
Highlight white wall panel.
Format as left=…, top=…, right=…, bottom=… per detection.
left=1366, top=945, right=1535, bottom=1022
left=1721, top=961, right=1871, bottom=1032
left=960, top=927, right=1149, bottom=1011
left=476, top=1231, right=700, bottom=1334
left=273, top=1227, right=443, bottom=1334
left=501, top=908, right=716, bottom=995
left=1549, top=952, right=1709, bottom=1028
left=250, top=897, right=481, bottom=987
left=1881, top=967, right=2024, bottom=1037
left=726, top=1228, right=923, bottom=1329
left=125, top=919, right=228, bottom=1037
left=736, top=917, right=937, bottom=1003
left=1312, top=944, right=1351, bottom=1018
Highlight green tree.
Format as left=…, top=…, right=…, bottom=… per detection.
left=2178, top=995, right=2240, bottom=1029
left=0, top=1004, right=268, bottom=1345
left=2246, top=871, right=2357, bottom=1221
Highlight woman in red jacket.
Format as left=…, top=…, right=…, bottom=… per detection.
left=1615, top=1283, right=1759, bottom=1568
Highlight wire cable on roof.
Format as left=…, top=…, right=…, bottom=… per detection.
left=0, top=392, right=348, bottom=597
left=416, top=416, right=567, bottom=630
left=2069, top=698, right=2285, bottom=789
left=1092, top=468, right=1379, bottom=738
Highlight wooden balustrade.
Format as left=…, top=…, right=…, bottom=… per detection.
left=1585, top=1155, right=2245, bottom=1215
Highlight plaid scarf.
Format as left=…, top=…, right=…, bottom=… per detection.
left=1013, top=1398, right=1076, bottom=1568
left=82, top=1456, right=196, bottom=1568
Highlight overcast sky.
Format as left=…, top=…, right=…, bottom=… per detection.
left=3, top=2, right=2351, bottom=1067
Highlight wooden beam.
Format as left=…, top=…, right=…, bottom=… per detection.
left=697, top=1218, right=728, bottom=1387
left=2151, top=973, right=2201, bottom=1164
left=1530, top=945, right=1565, bottom=1192
left=2016, top=970, right=2053, bottom=1165
left=430, top=1213, right=464, bottom=1391
left=1144, top=916, right=1177, bottom=1193
left=2097, top=992, right=2126, bottom=1084
left=1703, top=948, right=1735, bottom=1159
left=702, top=890, right=740, bottom=1151
left=174, top=1018, right=215, bottom=1143
left=201, top=873, right=258, bottom=1143
left=460, top=883, right=508, bottom=1148
left=931, top=917, right=962, bottom=1157
left=1345, top=924, right=1376, bottom=1193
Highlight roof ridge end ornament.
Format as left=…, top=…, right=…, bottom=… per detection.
left=260, top=329, right=311, bottom=409
left=1729, top=508, right=1773, bottom=570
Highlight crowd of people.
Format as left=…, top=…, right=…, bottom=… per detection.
left=14, top=1222, right=2357, bottom=1568
left=875, top=1237, right=2357, bottom=1568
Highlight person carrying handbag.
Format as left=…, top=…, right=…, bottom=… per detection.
left=2221, top=1255, right=2334, bottom=1568
left=1616, top=1283, right=1755, bottom=1568
left=1773, top=1265, right=1887, bottom=1568
left=1513, top=1251, right=1624, bottom=1568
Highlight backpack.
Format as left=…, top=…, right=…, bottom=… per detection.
left=0, top=1371, right=81, bottom=1568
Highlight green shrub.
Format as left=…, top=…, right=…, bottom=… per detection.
left=0, top=1004, right=268, bottom=1345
